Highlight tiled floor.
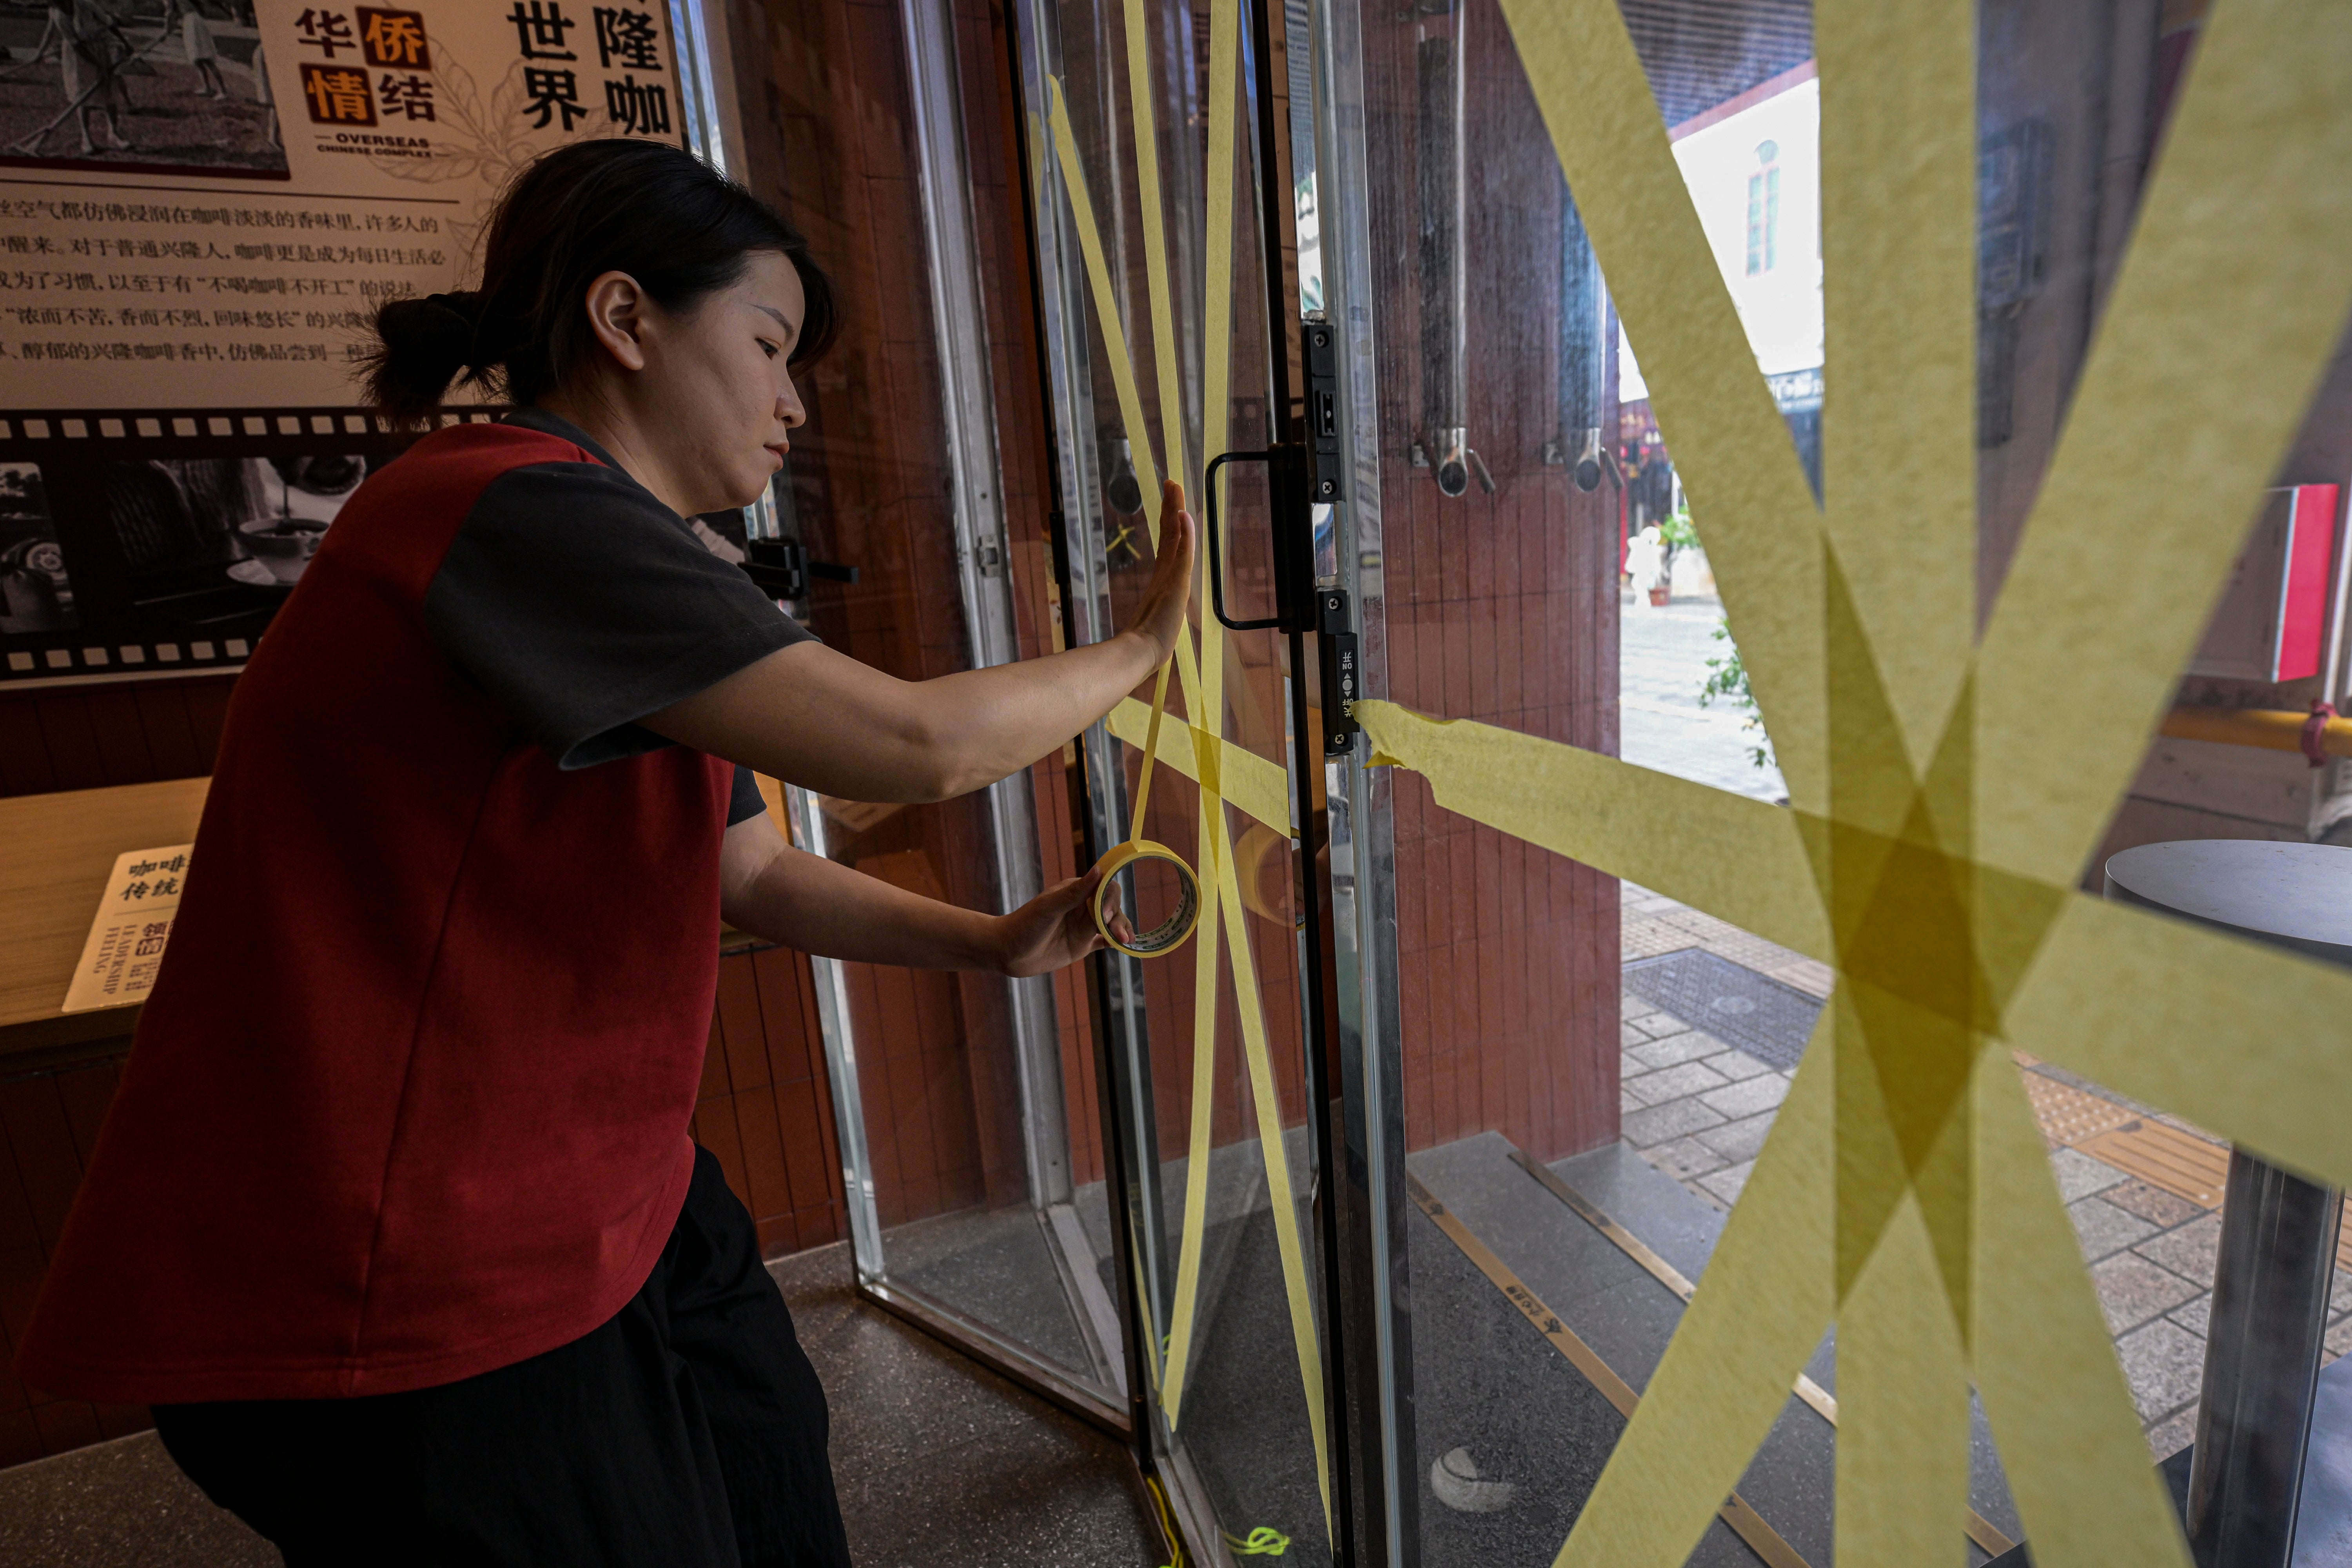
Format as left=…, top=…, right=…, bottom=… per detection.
left=1618, top=880, right=2352, bottom=1456
left=0, top=1244, right=1162, bottom=1568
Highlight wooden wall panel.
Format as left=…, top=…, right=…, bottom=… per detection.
left=726, top=0, right=1100, bottom=1227
left=0, top=675, right=234, bottom=800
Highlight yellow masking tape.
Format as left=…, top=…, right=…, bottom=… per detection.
left=1408, top=1172, right=1813, bottom=1568
left=1049, top=16, right=1330, bottom=1534
left=2005, top=895, right=2352, bottom=1192
left=1355, top=700, right=1828, bottom=961
left=1158, top=788, right=1223, bottom=1423
left=1838, top=1185, right=1970, bottom=1566
left=1109, top=697, right=1289, bottom=835
left=1160, top=0, right=1241, bottom=1432
left=1814, top=0, right=1978, bottom=771
left=1368, top=0, right=2352, bottom=1558
left=1971, top=1046, right=2194, bottom=1566
left=1216, top=800, right=1333, bottom=1535
left=1093, top=839, right=1201, bottom=958
left=1044, top=81, right=1207, bottom=726
left=1122, top=0, right=1188, bottom=497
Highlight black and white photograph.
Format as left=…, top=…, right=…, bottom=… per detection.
left=105, top=452, right=363, bottom=621
left=0, top=1, right=285, bottom=175
left=0, top=460, right=75, bottom=634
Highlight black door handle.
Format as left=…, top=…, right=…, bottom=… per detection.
left=1204, top=448, right=1289, bottom=632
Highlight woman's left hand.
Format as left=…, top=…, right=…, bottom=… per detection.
left=994, top=867, right=1131, bottom=977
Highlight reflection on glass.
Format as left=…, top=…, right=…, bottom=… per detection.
left=756, top=0, right=1123, bottom=1406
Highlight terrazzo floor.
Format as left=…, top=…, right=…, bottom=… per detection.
left=0, top=1243, right=1163, bottom=1568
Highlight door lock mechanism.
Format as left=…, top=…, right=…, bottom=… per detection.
left=740, top=538, right=859, bottom=601
left=1319, top=589, right=1361, bottom=756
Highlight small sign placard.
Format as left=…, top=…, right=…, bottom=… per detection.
left=62, top=844, right=195, bottom=1015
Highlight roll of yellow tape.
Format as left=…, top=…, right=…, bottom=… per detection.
left=1092, top=837, right=1201, bottom=957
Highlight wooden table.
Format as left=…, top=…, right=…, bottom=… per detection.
left=0, top=778, right=209, bottom=1057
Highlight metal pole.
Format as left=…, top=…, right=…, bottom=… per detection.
left=2183, top=1152, right=2341, bottom=1568
left=2105, top=843, right=2350, bottom=1568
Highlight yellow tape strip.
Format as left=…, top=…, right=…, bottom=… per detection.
left=1159, top=0, right=1240, bottom=1433
left=1044, top=80, right=1206, bottom=726
left=1129, top=658, right=1174, bottom=838
left=1158, top=784, right=1224, bottom=1422
left=1971, top=1047, right=2190, bottom=1567
left=1217, top=811, right=1333, bottom=1533
left=1048, top=15, right=1329, bottom=1533
left=1550, top=1014, right=1837, bottom=1568
left=1109, top=697, right=1289, bottom=835
left=1355, top=699, right=1828, bottom=961
left=1122, top=0, right=1187, bottom=498
left=1814, top=0, right=1977, bottom=772
left=1370, top=0, right=2352, bottom=1557
left=2006, top=895, right=2352, bottom=1192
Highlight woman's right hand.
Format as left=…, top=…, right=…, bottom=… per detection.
left=1128, top=480, right=1196, bottom=666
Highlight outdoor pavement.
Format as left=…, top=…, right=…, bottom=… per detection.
left=1618, top=879, right=2352, bottom=1457
left=1619, top=590, right=1788, bottom=802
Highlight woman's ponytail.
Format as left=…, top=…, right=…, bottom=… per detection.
left=362, top=291, right=491, bottom=426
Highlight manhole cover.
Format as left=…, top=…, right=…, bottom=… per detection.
left=1622, top=949, right=1823, bottom=1070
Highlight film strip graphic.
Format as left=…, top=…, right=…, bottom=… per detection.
left=0, top=403, right=500, bottom=687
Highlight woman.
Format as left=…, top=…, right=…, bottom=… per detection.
left=178, top=1, right=227, bottom=100
left=16, top=138, right=1192, bottom=1566
left=37, top=0, right=133, bottom=155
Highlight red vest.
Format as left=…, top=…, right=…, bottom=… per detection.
left=18, top=423, right=729, bottom=1403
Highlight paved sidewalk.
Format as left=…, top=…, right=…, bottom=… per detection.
left=1617, top=881, right=2352, bottom=1455
left=1620, top=591, right=1789, bottom=803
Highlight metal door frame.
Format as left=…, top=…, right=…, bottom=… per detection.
left=998, top=0, right=1405, bottom=1559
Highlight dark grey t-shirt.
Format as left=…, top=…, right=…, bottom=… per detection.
left=421, top=406, right=804, bottom=826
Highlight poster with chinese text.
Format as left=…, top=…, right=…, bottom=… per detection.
left=0, top=2, right=688, bottom=689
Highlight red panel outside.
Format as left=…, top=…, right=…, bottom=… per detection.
left=2275, top=483, right=2339, bottom=682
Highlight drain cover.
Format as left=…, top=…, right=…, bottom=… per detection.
left=1621, top=949, right=1823, bottom=1070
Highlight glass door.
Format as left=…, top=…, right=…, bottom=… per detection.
left=1009, top=0, right=1364, bottom=1559
left=1297, top=0, right=2352, bottom=1564
left=732, top=0, right=1132, bottom=1430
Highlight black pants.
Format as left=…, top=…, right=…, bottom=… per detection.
left=155, top=1147, right=851, bottom=1568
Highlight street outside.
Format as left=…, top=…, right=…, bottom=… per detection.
left=1618, top=587, right=1787, bottom=802
left=1612, top=602, right=2351, bottom=1454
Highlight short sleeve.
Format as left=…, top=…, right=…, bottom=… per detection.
left=424, top=460, right=813, bottom=768
left=726, top=765, right=769, bottom=826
